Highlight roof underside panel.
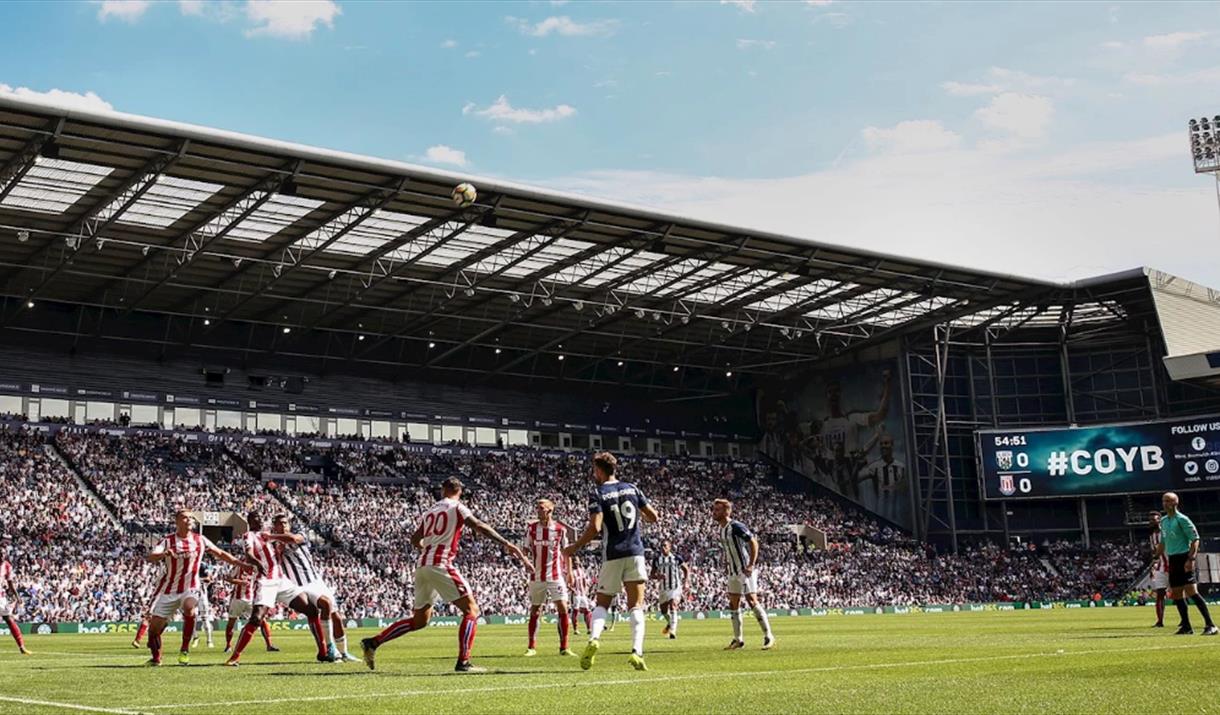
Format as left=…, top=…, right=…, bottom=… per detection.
left=0, top=158, right=112, bottom=214
left=0, top=96, right=1105, bottom=396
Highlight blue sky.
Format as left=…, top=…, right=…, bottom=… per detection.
left=2, top=0, right=1220, bottom=286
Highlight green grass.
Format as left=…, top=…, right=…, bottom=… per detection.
left=0, top=609, right=1217, bottom=714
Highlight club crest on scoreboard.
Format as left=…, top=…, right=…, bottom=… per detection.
left=999, top=474, right=1016, bottom=496
left=995, top=450, right=1014, bottom=470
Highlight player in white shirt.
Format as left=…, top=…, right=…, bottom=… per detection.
left=1148, top=512, right=1170, bottom=628
left=272, top=513, right=358, bottom=662
left=144, top=509, right=250, bottom=666
left=522, top=499, right=575, bottom=657
left=860, top=432, right=908, bottom=519
left=361, top=477, right=531, bottom=673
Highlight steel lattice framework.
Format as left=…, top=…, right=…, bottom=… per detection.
left=0, top=96, right=1067, bottom=397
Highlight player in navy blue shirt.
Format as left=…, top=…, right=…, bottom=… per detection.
left=714, top=498, right=774, bottom=650
left=565, top=451, right=658, bottom=672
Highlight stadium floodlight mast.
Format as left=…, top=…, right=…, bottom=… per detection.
left=1188, top=115, right=1220, bottom=174
left=1189, top=115, right=1220, bottom=231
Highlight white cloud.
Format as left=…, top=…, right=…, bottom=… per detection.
left=805, top=0, right=834, bottom=5
left=861, top=120, right=962, bottom=154
left=0, top=84, right=114, bottom=112
left=542, top=134, right=1220, bottom=286
left=1125, top=67, right=1220, bottom=86
left=465, top=50, right=480, bottom=59
left=506, top=15, right=618, bottom=38
left=1101, top=40, right=1125, bottom=49
left=492, top=126, right=514, bottom=136
left=178, top=0, right=205, bottom=16
left=941, top=81, right=1004, bottom=96
left=720, top=0, right=756, bottom=11
left=462, top=96, right=576, bottom=124
left=441, top=39, right=457, bottom=49
left=736, top=39, right=777, bottom=50
left=974, top=92, right=1054, bottom=139
left=423, top=145, right=468, bottom=167
left=96, top=0, right=151, bottom=22
left=244, top=0, right=339, bottom=39
left=1143, top=31, right=1208, bottom=49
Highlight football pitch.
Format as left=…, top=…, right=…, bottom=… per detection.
left=0, top=609, right=1217, bottom=714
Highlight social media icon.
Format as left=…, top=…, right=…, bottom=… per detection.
left=1185, top=461, right=1199, bottom=476
left=1192, top=436, right=1207, bottom=451
left=1207, top=459, right=1220, bottom=474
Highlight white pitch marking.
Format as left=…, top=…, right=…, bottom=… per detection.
left=0, top=694, right=154, bottom=715
left=144, top=641, right=1218, bottom=710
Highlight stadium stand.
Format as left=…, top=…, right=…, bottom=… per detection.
left=0, top=422, right=1145, bottom=623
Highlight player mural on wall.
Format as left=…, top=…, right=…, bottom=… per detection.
left=757, top=361, right=912, bottom=529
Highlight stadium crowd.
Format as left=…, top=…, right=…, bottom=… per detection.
left=0, top=425, right=1149, bottom=623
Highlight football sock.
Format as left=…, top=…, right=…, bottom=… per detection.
left=457, top=615, right=477, bottom=663
left=590, top=606, right=608, bottom=641
left=308, top=615, right=326, bottom=656
left=4, top=617, right=24, bottom=649
left=731, top=608, right=744, bottom=642
left=669, top=608, right=678, bottom=634
left=751, top=603, right=773, bottom=638
left=528, top=611, right=540, bottom=649
left=260, top=620, right=274, bottom=647
left=1176, top=599, right=1191, bottom=629
left=148, top=630, right=162, bottom=662
left=230, top=622, right=257, bottom=658
left=1155, top=592, right=1165, bottom=624
left=1190, top=594, right=1214, bottom=627
left=628, top=608, right=645, bottom=655
left=558, top=612, right=570, bottom=650
left=373, top=617, right=415, bottom=646
left=180, top=613, right=195, bottom=652
left=224, top=621, right=235, bottom=649
left=134, top=620, right=149, bottom=644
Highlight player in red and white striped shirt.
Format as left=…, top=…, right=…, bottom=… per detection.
left=361, top=477, right=531, bottom=673
left=222, top=564, right=278, bottom=653
left=523, top=499, right=574, bottom=656
left=569, top=560, right=593, bottom=635
left=0, top=543, right=30, bottom=655
left=225, top=511, right=325, bottom=666
left=144, top=509, right=250, bottom=666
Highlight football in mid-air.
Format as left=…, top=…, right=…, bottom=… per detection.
left=452, top=182, right=477, bottom=207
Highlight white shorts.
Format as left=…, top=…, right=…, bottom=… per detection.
left=151, top=591, right=201, bottom=620
left=300, top=580, right=337, bottom=608
left=727, top=572, right=760, bottom=595
left=529, top=580, right=569, bottom=606
left=253, top=578, right=304, bottom=609
left=597, top=555, right=648, bottom=596
left=661, top=587, right=683, bottom=604
left=197, top=590, right=212, bottom=618
left=228, top=598, right=252, bottom=620
left=573, top=594, right=592, bottom=611
left=0, top=597, right=12, bottom=618
left=413, top=564, right=470, bottom=610
left=1150, top=568, right=1169, bottom=591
